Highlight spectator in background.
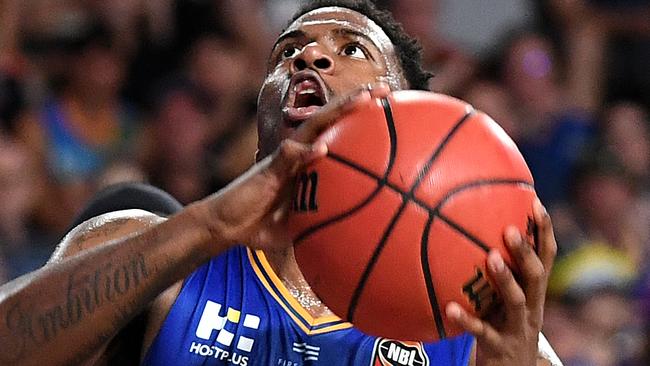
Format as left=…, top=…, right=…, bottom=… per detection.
left=383, top=0, right=476, bottom=95
left=0, top=135, right=56, bottom=282
left=602, top=102, right=650, bottom=187
left=545, top=240, right=643, bottom=366
left=174, top=0, right=272, bottom=80
left=500, top=30, right=597, bottom=207
left=143, top=33, right=260, bottom=204
left=17, top=21, right=145, bottom=234
left=601, top=102, right=650, bottom=262
left=1, top=3, right=57, bottom=283
left=89, top=0, right=175, bottom=59
left=145, top=78, right=213, bottom=204
left=463, top=80, right=521, bottom=141
left=0, top=73, right=24, bottom=134
left=600, top=103, right=650, bottom=352
left=563, top=0, right=650, bottom=109
left=186, top=34, right=259, bottom=190
left=0, top=0, right=26, bottom=134
left=543, top=148, right=648, bottom=366
left=570, top=149, right=646, bottom=263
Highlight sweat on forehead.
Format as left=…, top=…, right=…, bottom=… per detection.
left=281, top=1, right=432, bottom=91
left=282, top=7, right=393, bottom=46
left=277, top=6, right=405, bottom=88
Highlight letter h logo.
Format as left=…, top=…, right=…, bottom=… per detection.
left=195, top=300, right=260, bottom=352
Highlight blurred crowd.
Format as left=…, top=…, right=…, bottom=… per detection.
left=0, top=0, right=649, bottom=365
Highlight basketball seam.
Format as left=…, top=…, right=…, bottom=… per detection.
left=408, top=110, right=475, bottom=195
left=437, top=213, right=491, bottom=253
left=382, top=98, right=399, bottom=175
left=293, top=98, right=398, bottom=244
left=297, top=101, right=534, bottom=338
left=347, top=107, right=475, bottom=323
left=308, top=158, right=534, bottom=215
left=325, top=154, right=534, bottom=257
left=293, top=182, right=384, bottom=243
left=345, top=197, right=407, bottom=322
left=430, top=180, right=535, bottom=213
left=421, top=213, right=447, bottom=339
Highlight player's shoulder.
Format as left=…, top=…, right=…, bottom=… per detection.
left=50, top=209, right=167, bottom=262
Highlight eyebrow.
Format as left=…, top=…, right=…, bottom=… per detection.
left=331, top=28, right=379, bottom=49
left=273, top=27, right=381, bottom=50
left=273, top=30, right=307, bottom=50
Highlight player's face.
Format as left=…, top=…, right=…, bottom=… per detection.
left=257, top=6, right=406, bottom=158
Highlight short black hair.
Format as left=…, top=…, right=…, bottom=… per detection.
left=290, top=0, right=432, bottom=90
left=68, top=182, right=182, bottom=231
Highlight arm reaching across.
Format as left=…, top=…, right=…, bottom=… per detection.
left=0, top=83, right=388, bottom=366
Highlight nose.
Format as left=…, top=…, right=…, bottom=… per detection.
left=292, top=43, right=334, bottom=73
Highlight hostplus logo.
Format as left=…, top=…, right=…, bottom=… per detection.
left=189, top=300, right=260, bottom=365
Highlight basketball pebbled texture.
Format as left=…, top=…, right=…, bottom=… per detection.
left=288, top=90, right=537, bottom=342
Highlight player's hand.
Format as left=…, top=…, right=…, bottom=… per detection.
left=445, top=198, right=557, bottom=366
left=196, top=82, right=391, bottom=253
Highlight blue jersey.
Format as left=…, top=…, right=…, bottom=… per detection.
left=142, top=246, right=473, bottom=366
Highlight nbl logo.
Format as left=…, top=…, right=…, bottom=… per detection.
left=293, top=171, right=319, bottom=212
left=371, top=339, right=430, bottom=366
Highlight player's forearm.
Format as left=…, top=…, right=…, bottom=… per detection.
left=0, top=204, right=223, bottom=366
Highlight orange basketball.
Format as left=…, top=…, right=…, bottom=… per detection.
left=288, top=91, right=536, bottom=342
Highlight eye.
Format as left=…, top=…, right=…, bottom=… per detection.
left=281, top=45, right=300, bottom=60
left=341, top=44, right=367, bottom=59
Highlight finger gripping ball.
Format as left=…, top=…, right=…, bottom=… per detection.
left=288, top=91, right=536, bottom=342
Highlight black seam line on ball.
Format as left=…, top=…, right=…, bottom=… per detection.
left=326, top=154, right=533, bottom=216
left=429, top=180, right=535, bottom=214
left=421, top=212, right=447, bottom=339
left=382, top=97, right=398, bottom=176
left=293, top=98, right=398, bottom=244
left=437, top=213, right=491, bottom=253
left=347, top=109, right=474, bottom=322
left=327, top=108, right=476, bottom=209
left=431, top=179, right=535, bottom=254
left=407, top=109, right=475, bottom=197
left=293, top=182, right=385, bottom=244
left=346, top=197, right=409, bottom=322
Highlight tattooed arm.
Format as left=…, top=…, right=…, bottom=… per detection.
left=48, top=210, right=176, bottom=366
left=0, top=205, right=217, bottom=366
left=0, top=84, right=376, bottom=366
left=0, top=144, right=326, bottom=366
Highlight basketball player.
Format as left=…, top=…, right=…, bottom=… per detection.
left=0, top=1, right=560, bottom=365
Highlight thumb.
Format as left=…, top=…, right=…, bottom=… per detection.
left=292, top=81, right=391, bottom=144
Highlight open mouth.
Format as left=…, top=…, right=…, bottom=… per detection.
left=282, top=72, right=328, bottom=127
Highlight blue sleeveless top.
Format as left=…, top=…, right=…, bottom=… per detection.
left=41, top=97, right=138, bottom=182
left=143, top=246, right=473, bottom=366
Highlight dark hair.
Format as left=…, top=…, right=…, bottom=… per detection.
left=290, top=0, right=432, bottom=90
left=68, top=182, right=183, bottom=231
left=0, top=74, right=25, bottom=133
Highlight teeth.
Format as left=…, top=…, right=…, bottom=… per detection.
left=299, top=88, right=317, bottom=95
